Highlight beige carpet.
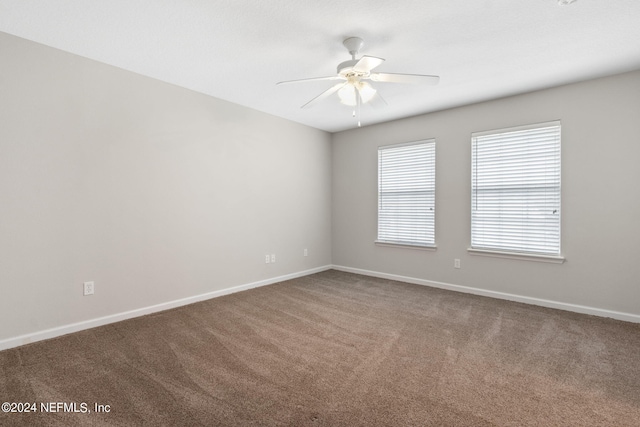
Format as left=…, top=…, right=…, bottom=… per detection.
left=1, top=270, right=639, bottom=426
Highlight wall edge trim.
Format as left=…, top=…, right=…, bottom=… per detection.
left=0, top=265, right=332, bottom=351
left=331, top=265, right=640, bottom=323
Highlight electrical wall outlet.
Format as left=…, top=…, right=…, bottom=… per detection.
left=271, top=254, right=276, bottom=263
left=454, top=259, right=461, bottom=269
left=265, top=254, right=270, bottom=264
left=304, top=248, right=308, bottom=257
left=83, top=281, right=95, bottom=296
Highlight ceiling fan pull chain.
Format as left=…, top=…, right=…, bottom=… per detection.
left=357, top=89, right=362, bottom=127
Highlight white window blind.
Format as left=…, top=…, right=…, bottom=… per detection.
left=378, top=140, right=435, bottom=247
left=471, top=122, right=561, bottom=256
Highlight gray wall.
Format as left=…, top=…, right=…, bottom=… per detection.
left=0, top=32, right=332, bottom=342
left=332, top=70, right=640, bottom=317
left=2, top=30, right=639, bottom=347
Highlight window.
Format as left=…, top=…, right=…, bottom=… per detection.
left=471, top=121, right=561, bottom=258
left=377, top=139, right=435, bottom=248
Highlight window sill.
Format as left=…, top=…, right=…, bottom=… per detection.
left=375, top=241, right=437, bottom=251
left=467, top=248, right=565, bottom=264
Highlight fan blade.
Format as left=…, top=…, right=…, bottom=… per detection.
left=367, top=91, right=388, bottom=109
left=353, top=55, right=385, bottom=73
left=370, top=73, right=440, bottom=85
left=277, top=76, right=341, bottom=85
left=301, top=82, right=347, bottom=109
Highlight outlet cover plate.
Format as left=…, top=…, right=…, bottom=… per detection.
left=83, top=281, right=95, bottom=296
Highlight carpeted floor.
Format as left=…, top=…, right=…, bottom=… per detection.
left=1, top=270, right=639, bottom=426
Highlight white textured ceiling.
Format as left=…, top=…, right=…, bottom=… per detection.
left=1, top=0, right=639, bottom=132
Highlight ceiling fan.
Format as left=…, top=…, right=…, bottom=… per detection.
left=277, top=37, right=439, bottom=126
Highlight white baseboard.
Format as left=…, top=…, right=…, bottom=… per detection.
left=0, top=265, right=332, bottom=352
left=332, top=265, right=640, bottom=324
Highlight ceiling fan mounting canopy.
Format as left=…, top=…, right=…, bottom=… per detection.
left=343, top=36, right=365, bottom=58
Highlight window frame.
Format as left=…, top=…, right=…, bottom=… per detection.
left=376, top=139, right=437, bottom=250
left=469, top=121, right=564, bottom=263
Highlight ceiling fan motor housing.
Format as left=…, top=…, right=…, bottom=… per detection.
left=337, top=59, right=362, bottom=76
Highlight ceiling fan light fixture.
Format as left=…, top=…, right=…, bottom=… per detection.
left=357, top=81, right=377, bottom=104
left=338, top=84, right=356, bottom=106
left=338, top=81, right=377, bottom=106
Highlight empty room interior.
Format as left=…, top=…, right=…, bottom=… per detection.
left=1, top=1, right=640, bottom=425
